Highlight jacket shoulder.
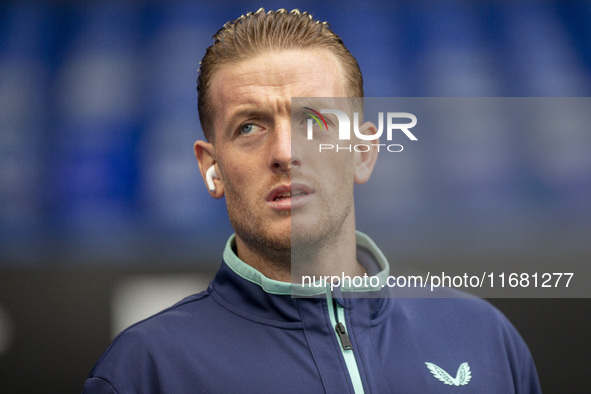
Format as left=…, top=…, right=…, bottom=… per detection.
left=83, top=291, right=212, bottom=392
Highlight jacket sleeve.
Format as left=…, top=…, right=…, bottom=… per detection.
left=81, top=377, right=118, bottom=394
left=519, top=344, right=542, bottom=394
left=80, top=326, right=159, bottom=394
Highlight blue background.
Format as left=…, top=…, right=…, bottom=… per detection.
left=1, top=1, right=590, bottom=266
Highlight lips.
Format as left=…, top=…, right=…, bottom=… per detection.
left=273, top=190, right=308, bottom=201
left=267, top=183, right=314, bottom=210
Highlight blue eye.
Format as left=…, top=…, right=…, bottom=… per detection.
left=239, top=123, right=259, bottom=135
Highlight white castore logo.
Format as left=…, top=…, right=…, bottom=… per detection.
left=425, top=362, right=472, bottom=386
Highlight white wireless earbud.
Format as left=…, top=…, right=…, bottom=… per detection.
left=206, top=165, right=219, bottom=193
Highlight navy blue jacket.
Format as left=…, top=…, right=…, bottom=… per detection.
left=82, top=233, right=541, bottom=393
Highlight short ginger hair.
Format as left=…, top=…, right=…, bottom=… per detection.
left=197, top=8, right=364, bottom=141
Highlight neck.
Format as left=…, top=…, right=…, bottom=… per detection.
left=235, top=214, right=366, bottom=283
left=235, top=235, right=292, bottom=282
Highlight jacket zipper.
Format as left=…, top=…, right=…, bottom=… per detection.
left=327, top=291, right=365, bottom=394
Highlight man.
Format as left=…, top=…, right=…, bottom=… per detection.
left=82, top=9, right=541, bottom=393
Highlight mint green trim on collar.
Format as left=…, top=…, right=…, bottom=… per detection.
left=223, top=234, right=293, bottom=295
left=342, top=231, right=390, bottom=293
left=222, top=231, right=391, bottom=296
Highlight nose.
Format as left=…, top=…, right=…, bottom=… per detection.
left=268, top=119, right=300, bottom=173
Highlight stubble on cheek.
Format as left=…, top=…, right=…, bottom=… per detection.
left=225, top=174, right=293, bottom=253
left=224, top=163, right=355, bottom=263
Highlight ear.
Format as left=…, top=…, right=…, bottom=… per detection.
left=194, top=140, right=224, bottom=198
left=354, top=121, right=379, bottom=184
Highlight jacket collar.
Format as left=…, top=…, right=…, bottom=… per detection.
left=222, top=231, right=390, bottom=296
left=209, top=231, right=391, bottom=325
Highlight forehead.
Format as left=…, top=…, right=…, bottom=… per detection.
left=208, top=49, right=348, bottom=138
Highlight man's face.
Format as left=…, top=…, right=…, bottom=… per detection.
left=203, top=49, right=360, bottom=255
